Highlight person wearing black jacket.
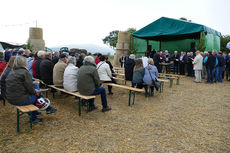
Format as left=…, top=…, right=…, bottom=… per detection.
left=76, top=53, right=85, bottom=68
left=172, top=51, right=180, bottom=74
left=179, top=52, right=187, bottom=75
left=153, top=51, right=161, bottom=72
left=52, top=52, right=60, bottom=65
left=40, top=52, right=54, bottom=85
left=124, top=54, right=136, bottom=84
left=226, top=53, right=230, bottom=81
left=206, top=51, right=216, bottom=83
left=34, top=51, right=46, bottom=79
left=217, top=52, right=225, bottom=82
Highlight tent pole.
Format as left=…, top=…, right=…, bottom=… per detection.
left=200, top=31, right=203, bottom=42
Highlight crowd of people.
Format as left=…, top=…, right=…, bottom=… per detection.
left=0, top=48, right=229, bottom=124
left=121, top=50, right=230, bottom=84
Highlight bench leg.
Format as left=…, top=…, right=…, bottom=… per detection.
left=169, top=79, right=173, bottom=88
left=160, top=83, right=162, bottom=93
left=78, top=98, right=81, bottom=116
left=17, top=109, right=20, bottom=133
left=132, top=92, right=135, bottom=105
left=128, top=90, right=131, bottom=106
left=52, top=92, right=55, bottom=99
left=86, top=100, right=89, bottom=113
left=28, top=112, right=33, bottom=129
left=176, top=78, right=179, bottom=85
left=3, top=98, right=5, bottom=106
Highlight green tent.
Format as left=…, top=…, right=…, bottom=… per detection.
left=132, top=17, right=221, bottom=56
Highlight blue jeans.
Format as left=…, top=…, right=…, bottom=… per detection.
left=218, top=67, right=224, bottom=82
left=89, top=87, right=108, bottom=108
left=215, top=67, right=219, bottom=82
left=207, top=68, right=215, bottom=83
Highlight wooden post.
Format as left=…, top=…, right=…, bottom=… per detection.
left=200, top=31, right=203, bottom=42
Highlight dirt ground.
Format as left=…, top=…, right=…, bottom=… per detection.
left=0, top=77, right=230, bottom=153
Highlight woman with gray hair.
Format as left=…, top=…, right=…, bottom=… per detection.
left=143, top=58, right=159, bottom=96
left=6, top=56, right=57, bottom=124
left=63, top=56, right=79, bottom=92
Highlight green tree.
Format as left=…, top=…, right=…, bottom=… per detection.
left=102, top=28, right=136, bottom=49
left=102, top=30, right=119, bottom=49
left=26, top=39, right=31, bottom=50
left=221, top=35, right=230, bottom=53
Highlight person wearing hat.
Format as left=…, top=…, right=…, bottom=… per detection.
left=53, top=54, right=67, bottom=88
left=124, top=54, right=136, bottom=86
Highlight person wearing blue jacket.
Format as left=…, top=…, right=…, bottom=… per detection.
left=143, top=58, right=159, bottom=96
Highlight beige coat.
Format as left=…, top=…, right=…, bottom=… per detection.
left=193, top=54, right=203, bottom=70
left=53, top=60, right=67, bottom=86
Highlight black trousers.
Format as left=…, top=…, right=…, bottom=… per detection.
left=179, top=62, right=185, bottom=75
left=103, top=78, right=117, bottom=93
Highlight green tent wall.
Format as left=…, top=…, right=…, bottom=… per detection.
left=132, top=17, right=221, bottom=56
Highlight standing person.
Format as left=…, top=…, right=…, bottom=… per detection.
left=217, top=52, right=225, bottom=83
left=124, top=54, right=136, bottom=85
left=97, top=55, right=114, bottom=94
left=119, top=56, right=125, bottom=68
left=143, top=58, right=159, bottom=96
left=226, top=53, right=230, bottom=81
left=95, top=53, right=102, bottom=65
left=153, top=51, right=161, bottom=72
left=40, top=52, right=54, bottom=85
left=63, top=56, right=79, bottom=92
left=132, top=59, right=145, bottom=89
left=6, top=56, right=56, bottom=123
left=172, top=51, right=180, bottom=74
left=179, top=51, right=186, bottom=75
left=164, top=50, right=171, bottom=73
left=206, top=51, right=216, bottom=83
left=53, top=54, right=68, bottom=88
left=34, top=51, right=46, bottom=79
left=187, top=52, right=193, bottom=77
left=193, top=51, right=203, bottom=83
left=77, top=56, right=111, bottom=112
left=223, top=52, right=228, bottom=79
left=203, top=51, right=209, bottom=81
left=4, top=49, right=11, bottom=62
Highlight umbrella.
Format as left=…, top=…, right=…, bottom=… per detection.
left=226, top=42, right=230, bottom=50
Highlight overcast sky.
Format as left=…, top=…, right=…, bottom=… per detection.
left=0, top=0, right=229, bottom=47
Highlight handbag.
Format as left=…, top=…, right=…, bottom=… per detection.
left=148, top=69, right=160, bottom=90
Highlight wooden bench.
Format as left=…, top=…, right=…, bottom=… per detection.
left=103, top=83, right=144, bottom=106
left=158, top=75, right=177, bottom=88
left=16, top=104, right=39, bottom=133
left=159, top=73, right=184, bottom=85
left=48, top=85, right=96, bottom=116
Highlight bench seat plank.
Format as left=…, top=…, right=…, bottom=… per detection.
left=48, top=85, right=96, bottom=100
left=16, top=105, right=39, bottom=113
left=103, top=83, right=145, bottom=92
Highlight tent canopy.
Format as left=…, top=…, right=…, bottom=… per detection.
left=132, top=17, right=221, bottom=41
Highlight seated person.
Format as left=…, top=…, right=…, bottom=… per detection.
left=6, top=56, right=57, bottom=124
left=143, top=58, right=159, bottom=96
left=132, top=59, right=145, bottom=89
left=77, top=56, right=111, bottom=112
left=63, top=56, right=79, bottom=92
left=124, top=54, right=136, bottom=82
left=0, top=56, right=16, bottom=98
left=40, top=52, right=54, bottom=85
left=96, top=55, right=115, bottom=95
left=53, top=54, right=67, bottom=88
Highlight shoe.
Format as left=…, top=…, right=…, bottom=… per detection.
left=88, top=105, right=98, bottom=112
left=102, top=106, right=111, bottom=112
left=32, top=118, right=43, bottom=124
left=108, top=92, right=113, bottom=95
left=46, top=107, right=57, bottom=114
